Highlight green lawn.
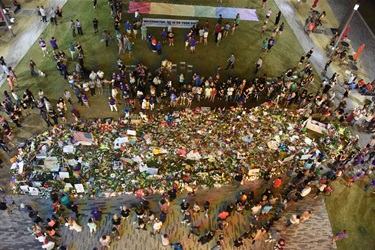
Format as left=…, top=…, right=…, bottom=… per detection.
left=325, top=177, right=375, bottom=250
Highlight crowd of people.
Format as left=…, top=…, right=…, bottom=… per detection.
left=1, top=0, right=375, bottom=249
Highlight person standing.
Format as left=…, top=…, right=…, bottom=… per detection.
left=235, top=13, right=240, bottom=28
left=132, top=21, right=138, bottom=38
left=324, top=59, right=332, bottom=71
left=255, top=57, right=262, bottom=74
left=40, top=6, right=47, bottom=22
left=306, top=47, right=314, bottom=60
left=141, top=25, right=147, bottom=40
left=125, top=20, right=131, bottom=36
left=275, top=11, right=281, bottom=25
left=39, top=38, right=48, bottom=57
left=93, top=18, right=98, bottom=33
left=156, top=41, right=162, bottom=55
left=87, top=218, right=97, bottom=237
left=262, top=0, right=267, bottom=9
left=50, top=37, right=58, bottom=52
left=168, top=29, right=175, bottom=46
left=76, top=19, right=83, bottom=35
left=190, top=38, right=198, bottom=53
left=70, top=20, right=76, bottom=37
left=50, top=8, right=57, bottom=25
left=41, top=110, right=52, bottom=127
left=267, top=37, right=275, bottom=52
left=29, top=59, right=37, bottom=76
left=203, top=29, right=209, bottom=45
left=261, top=22, right=267, bottom=37
left=225, top=53, right=235, bottom=70
left=93, top=0, right=98, bottom=9
left=69, top=42, right=75, bottom=60
left=64, top=89, right=72, bottom=105
left=278, top=22, right=284, bottom=35
left=265, top=8, right=272, bottom=23
left=108, top=97, right=118, bottom=112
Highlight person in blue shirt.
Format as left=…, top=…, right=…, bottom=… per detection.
left=156, top=42, right=162, bottom=55
left=172, top=242, right=183, bottom=250
left=125, top=20, right=131, bottom=36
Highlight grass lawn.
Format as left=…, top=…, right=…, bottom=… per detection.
left=3, top=0, right=375, bottom=249
left=325, top=177, right=375, bottom=250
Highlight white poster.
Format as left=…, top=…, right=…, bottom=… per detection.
left=142, top=18, right=198, bottom=28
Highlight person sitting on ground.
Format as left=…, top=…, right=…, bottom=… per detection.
left=91, top=207, right=102, bottom=221
left=300, top=209, right=312, bottom=222
left=198, top=230, right=215, bottom=245
left=286, top=214, right=300, bottom=227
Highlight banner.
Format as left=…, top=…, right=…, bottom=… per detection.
left=142, top=18, right=198, bottom=28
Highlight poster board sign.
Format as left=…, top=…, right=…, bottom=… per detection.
left=73, top=131, right=94, bottom=145
left=74, top=184, right=85, bottom=193
left=44, top=157, right=59, bottom=171
left=305, top=119, right=328, bottom=134
left=59, top=172, right=70, bottom=179
left=63, top=145, right=75, bottom=154
left=127, top=130, right=136, bottom=136
left=28, top=187, right=39, bottom=196
left=114, top=137, right=129, bottom=149
left=142, top=18, right=198, bottom=28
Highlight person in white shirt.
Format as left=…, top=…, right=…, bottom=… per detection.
left=100, top=235, right=111, bottom=248
left=40, top=6, right=47, bottom=22
left=161, top=233, right=170, bottom=246
left=226, top=86, right=234, bottom=101
left=97, top=70, right=104, bottom=80
left=251, top=202, right=262, bottom=215
left=205, top=87, right=212, bottom=99
left=296, top=185, right=312, bottom=201
left=42, top=239, right=55, bottom=250
left=11, top=91, right=20, bottom=106
left=152, top=218, right=163, bottom=235
left=286, top=214, right=300, bottom=227
left=196, top=86, right=203, bottom=101
left=203, top=30, right=209, bottom=45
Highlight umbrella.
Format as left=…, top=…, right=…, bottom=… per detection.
left=353, top=44, right=365, bottom=61
left=340, top=25, right=350, bottom=40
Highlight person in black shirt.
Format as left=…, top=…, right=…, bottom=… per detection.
left=180, top=200, right=190, bottom=213
left=48, top=109, right=58, bottom=125
left=10, top=112, right=21, bottom=127
left=167, top=188, right=177, bottom=201
left=233, top=237, right=244, bottom=248
left=120, top=205, right=130, bottom=220
left=204, top=201, right=210, bottom=218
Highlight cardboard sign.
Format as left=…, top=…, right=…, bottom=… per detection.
left=127, top=130, right=136, bottom=136
left=114, top=137, right=129, bottom=149
left=74, top=184, right=85, bottom=193
left=59, top=172, right=70, bottom=179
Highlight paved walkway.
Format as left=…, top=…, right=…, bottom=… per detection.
left=0, top=180, right=335, bottom=250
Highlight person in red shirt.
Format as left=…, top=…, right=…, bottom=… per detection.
left=218, top=210, right=229, bottom=221
left=273, top=177, right=282, bottom=188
